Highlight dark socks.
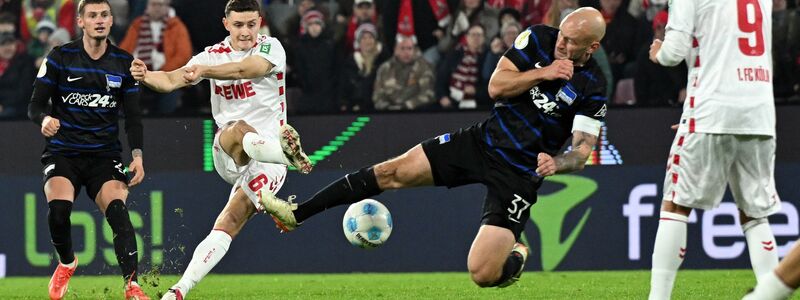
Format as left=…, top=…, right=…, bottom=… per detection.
left=491, top=251, right=525, bottom=287
left=48, top=200, right=75, bottom=265
left=105, top=200, right=139, bottom=282
left=294, top=167, right=382, bottom=223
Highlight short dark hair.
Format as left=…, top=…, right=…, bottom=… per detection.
left=78, top=0, right=111, bottom=16
left=225, top=0, right=261, bottom=16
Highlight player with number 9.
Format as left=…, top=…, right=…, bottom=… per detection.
left=648, top=0, right=781, bottom=299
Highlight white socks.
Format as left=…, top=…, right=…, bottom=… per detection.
left=743, top=271, right=794, bottom=300
left=649, top=211, right=688, bottom=300
left=242, top=132, right=291, bottom=165
left=742, top=218, right=779, bottom=280
left=172, top=230, right=232, bottom=296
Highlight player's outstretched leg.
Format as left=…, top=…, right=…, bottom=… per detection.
left=261, top=166, right=382, bottom=232
left=264, top=144, right=434, bottom=232
left=166, top=190, right=254, bottom=298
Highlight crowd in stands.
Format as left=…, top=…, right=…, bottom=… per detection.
left=0, top=0, right=798, bottom=119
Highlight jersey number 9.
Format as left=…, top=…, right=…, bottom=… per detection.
left=737, top=0, right=765, bottom=56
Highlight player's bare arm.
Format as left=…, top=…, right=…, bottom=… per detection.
left=184, top=55, right=274, bottom=82
left=536, top=131, right=597, bottom=176
left=131, top=58, right=191, bottom=93
left=488, top=57, right=573, bottom=99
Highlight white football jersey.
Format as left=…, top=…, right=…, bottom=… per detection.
left=668, top=0, right=775, bottom=136
left=186, top=34, right=287, bottom=139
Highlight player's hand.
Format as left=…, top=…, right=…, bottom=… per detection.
left=127, top=157, right=145, bottom=187
left=130, top=59, right=148, bottom=81
left=535, top=152, right=557, bottom=177
left=649, top=39, right=663, bottom=64
left=541, top=59, right=573, bottom=81
left=41, top=116, right=60, bottom=137
left=671, top=124, right=679, bottom=130
left=182, top=65, right=205, bottom=83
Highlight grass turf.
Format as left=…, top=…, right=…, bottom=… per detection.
left=0, top=270, right=770, bottom=299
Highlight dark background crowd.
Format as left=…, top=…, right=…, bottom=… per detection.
left=0, top=0, right=798, bottom=119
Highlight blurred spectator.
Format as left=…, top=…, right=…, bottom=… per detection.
left=285, top=0, right=323, bottom=44
left=0, top=12, right=27, bottom=54
left=382, top=0, right=451, bottom=63
left=336, top=0, right=379, bottom=54
left=497, top=7, right=522, bottom=28
left=486, top=0, right=525, bottom=11
left=437, top=0, right=498, bottom=57
left=773, top=0, right=796, bottom=101
left=483, top=21, right=520, bottom=82
left=27, top=19, right=55, bottom=65
left=108, top=0, right=129, bottom=42
left=338, top=22, right=390, bottom=112
left=292, top=10, right=339, bottom=114
left=543, top=0, right=577, bottom=27
left=633, top=10, right=686, bottom=106
left=626, top=0, right=666, bottom=21
left=20, top=0, right=76, bottom=43
left=0, top=1, right=21, bottom=20
left=437, top=23, right=489, bottom=109
left=521, top=0, right=552, bottom=27
left=0, top=32, right=35, bottom=119
left=120, top=0, right=192, bottom=115
left=600, top=0, right=640, bottom=87
left=373, top=35, right=435, bottom=110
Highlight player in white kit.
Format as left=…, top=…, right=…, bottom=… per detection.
left=647, top=0, right=780, bottom=299
left=129, top=1, right=311, bottom=299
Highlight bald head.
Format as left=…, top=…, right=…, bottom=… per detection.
left=554, top=7, right=605, bottom=65
left=561, top=7, right=606, bottom=43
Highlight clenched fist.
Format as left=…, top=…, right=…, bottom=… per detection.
left=41, top=116, right=60, bottom=137
left=130, top=58, right=148, bottom=81
left=540, top=59, right=574, bottom=81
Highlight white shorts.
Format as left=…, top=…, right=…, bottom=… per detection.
left=213, top=127, right=287, bottom=210
left=662, top=132, right=781, bottom=218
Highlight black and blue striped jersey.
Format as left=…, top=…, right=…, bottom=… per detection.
left=479, top=25, right=608, bottom=178
left=28, top=39, right=142, bottom=158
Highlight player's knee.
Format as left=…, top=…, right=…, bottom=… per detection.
left=229, top=120, right=256, bottom=135
left=374, top=162, right=409, bottom=189
left=661, top=201, right=691, bottom=216
left=213, top=214, right=245, bottom=238
left=469, top=268, right=499, bottom=288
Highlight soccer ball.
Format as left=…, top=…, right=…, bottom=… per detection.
left=342, top=199, right=393, bottom=249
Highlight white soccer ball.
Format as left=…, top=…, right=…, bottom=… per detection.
left=342, top=199, right=393, bottom=249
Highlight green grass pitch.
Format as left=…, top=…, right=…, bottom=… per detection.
left=0, top=270, right=783, bottom=299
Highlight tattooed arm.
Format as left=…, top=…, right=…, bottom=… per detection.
left=535, top=131, right=598, bottom=176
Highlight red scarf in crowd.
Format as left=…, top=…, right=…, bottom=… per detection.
left=397, top=0, right=450, bottom=38
left=136, top=13, right=168, bottom=70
